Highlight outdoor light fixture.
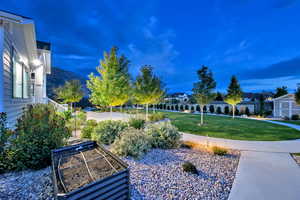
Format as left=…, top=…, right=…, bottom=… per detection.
left=32, top=59, right=42, bottom=66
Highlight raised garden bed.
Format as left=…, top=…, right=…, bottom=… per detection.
left=51, top=141, right=129, bottom=200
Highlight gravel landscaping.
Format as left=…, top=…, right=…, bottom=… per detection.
left=124, top=148, right=240, bottom=200
left=0, top=147, right=240, bottom=200
left=0, top=167, right=53, bottom=200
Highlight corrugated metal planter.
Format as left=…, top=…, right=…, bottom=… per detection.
left=51, top=141, right=130, bottom=200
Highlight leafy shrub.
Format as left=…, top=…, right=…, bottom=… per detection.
left=57, top=110, right=72, bottom=121
left=5, top=104, right=70, bottom=171
left=182, top=162, right=198, bottom=175
left=149, top=113, right=166, bottom=122
left=111, top=128, right=151, bottom=158
left=245, top=107, right=250, bottom=116
left=216, top=107, right=222, bottom=114
left=145, top=121, right=181, bottom=149
left=0, top=113, right=11, bottom=173
left=291, top=114, right=299, bottom=120
left=209, top=105, right=215, bottom=113
left=212, top=146, right=228, bottom=156
left=224, top=106, right=230, bottom=114
left=80, top=120, right=98, bottom=139
left=128, top=118, right=145, bottom=129
left=91, top=120, right=127, bottom=145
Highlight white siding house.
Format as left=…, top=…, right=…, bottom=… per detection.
left=0, top=10, right=51, bottom=128
left=273, top=94, right=300, bottom=118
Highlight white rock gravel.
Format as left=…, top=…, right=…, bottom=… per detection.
left=123, top=148, right=240, bottom=200
left=0, top=148, right=239, bottom=200
left=0, top=167, right=53, bottom=200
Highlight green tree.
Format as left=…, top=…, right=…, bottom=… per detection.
left=295, top=86, right=300, bottom=105
left=259, top=94, right=265, bottom=116
left=192, top=65, right=216, bottom=125
left=133, top=65, right=165, bottom=120
left=54, top=79, right=84, bottom=112
left=225, top=76, right=243, bottom=119
left=274, top=86, right=288, bottom=98
left=87, top=47, right=131, bottom=117
left=215, top=92, right=224, bottom=101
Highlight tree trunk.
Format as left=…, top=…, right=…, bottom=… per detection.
left=110, top=106, right=113, bottom=120
left=146, top=103, right=149, bottom=121
left=200, top=105, right=204, bottom=125
left=232, top=105, right=235, bottom=119
left=153, top=104, right=156, bottom=113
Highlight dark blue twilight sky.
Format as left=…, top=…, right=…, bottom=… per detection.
left=2, top=0, right=300, bottom=93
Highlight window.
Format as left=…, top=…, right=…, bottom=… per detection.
left=12, top=48, right=30, bottom=99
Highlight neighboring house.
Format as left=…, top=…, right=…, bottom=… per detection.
left=0, top=10, right=51, bottom=128
left=164, top=92, right=189, bottom=103
left=273, top=94, right=300, bottom=118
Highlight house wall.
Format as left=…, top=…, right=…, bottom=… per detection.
left=273, top=96, right=300, bottom=118
left=2, top=23, right=33, bottom=128
left=0, top=25, right=4, bottom=113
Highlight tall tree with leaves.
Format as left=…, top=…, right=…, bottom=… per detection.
left=295, top=86, right=300, bottom=105
left=224, top=76, right=243, bottom=119
left=133, top=65, right=165, bottom=120
left=192, top=66, right=216, bottom=125
left=54, top=79, right=84, bottom=112
left=87, top=47, right=131, bottom=117
left=274, top=86, right=288, bottom=98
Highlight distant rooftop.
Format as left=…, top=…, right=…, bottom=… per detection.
left=0, top=9, right=32, bottom=20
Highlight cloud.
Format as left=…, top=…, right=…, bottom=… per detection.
left=125, top=16, right=179, bottom=77
left=241, top=76, right=300, bottom=91
left=243, top=56, right=300, bottom=79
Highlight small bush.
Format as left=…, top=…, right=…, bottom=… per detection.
left=209, top=105, right=215, bottom=113
left=149, top=113, right=166, bottom=122
left=111, top=128, right=151, bottom=158
left=145, top=121, right=181, bottom=149
left=216, top=107, right=222, bottom=114
left=212, top=146, right=228, bottom=156
left=245, top=107, right=250, bottom=116
left=182, top=162, right=198, bottom=175
left=291, top=114, right=299, bottom=121
left=284, top=116, right=290, bottom=120
left=91, top=120, right=127, bottom=145
left=5, top=104, right=70, bottom=171
left=80, top=120, right=98, bottom=139
left=224, top=106, right=230, bottom=114
left=128, top=118, right=145, bottom=129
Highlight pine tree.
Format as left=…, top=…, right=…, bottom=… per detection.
left=87, top=47, right=131, bottom=117
left=274, top=86, right=288, bottom=98
left=54, top=79, right=84, bottom=112
left=295, top=86, right=300, bottom=105
left=192, top=65, right=216, bottom=125
left=133, top=65, right=165, bottom=120
left=224, top=76, right=243, bottom=119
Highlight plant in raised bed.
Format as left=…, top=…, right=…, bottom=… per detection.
left=182, top=161, right=198, bottom=175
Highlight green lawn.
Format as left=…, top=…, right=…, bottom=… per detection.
left=162, top=112, right=300, bottom=141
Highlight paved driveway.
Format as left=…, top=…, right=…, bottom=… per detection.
left=86, top=111, right=131, bottom=122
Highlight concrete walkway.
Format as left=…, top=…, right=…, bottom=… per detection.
left=228, top=151, right=300, bottom=200
left=266, top=120, right=300, bottom=131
